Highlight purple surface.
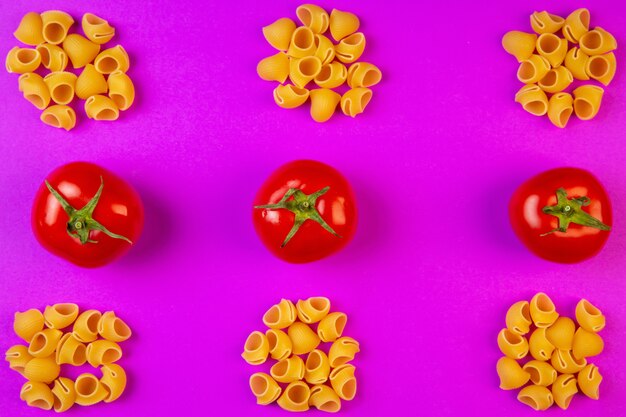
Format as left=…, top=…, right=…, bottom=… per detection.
left=1, top=0, right=626, bottom=416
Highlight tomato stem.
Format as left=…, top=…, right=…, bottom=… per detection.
left=541, top=188, right=611, bottom=236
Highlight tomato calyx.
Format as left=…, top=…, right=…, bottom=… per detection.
left=254, top=186, right=341, bottom=247
left=541, top=188, right=611, bottom=236
left=45, top=177, right=133, bottom=245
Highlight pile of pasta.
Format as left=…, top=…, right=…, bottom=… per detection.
left=6, top=11, right=135, bottom=131
left=497, top=293, right=605, bottom=411
left=4, top=304, right=131, bottom=412
left=502, top=9, right=617, bottom=128
left=242, top=297, right=359, bottom=412
left=257, top=4, right=382, bottom=123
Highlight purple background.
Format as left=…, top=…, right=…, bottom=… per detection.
left=1, top=0, right=626, bottom=415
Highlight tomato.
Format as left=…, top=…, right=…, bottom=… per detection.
left=509, top=167, right=612, bottom=264
left=31, top=162, right=144, bottom=268
left=252, top=160, right=357, bottom=263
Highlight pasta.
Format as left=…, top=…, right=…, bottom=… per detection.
left=552, top=374, right=578, bottom=410
left=242, top=330, right=270, bottom=365
left=13, top=12, right=44, bottom=46
left=530, top=11, right=565, bottom=34
left=62, top=34, right=101, bottom=68
left=341, top=87, right=372, bottom=117
left=287, top=26, right=317, bottom=58
left=44, top=303, right=79, bottom=329
left=20, top=381, right=54, bottom=410
left=41, top=10, right=75, bottom=45
left=5, top=47, right=41, bottom=74
left=310, top=88, right=341, bottom=123
left=328, top=337, right=360, bottom=367
left=13, top=308, right=45, bottom=342
left=347, top=62, right=382, bottom=88
left=277, top=381, right=311, bottom=412
left=263, top=299, right=298, bottom=328
left=563, top=8, right=590, bottom=43
left=530, top=292, right=559, bottom=328
left=505, top=301, right=531, bottom=335
left=44, top=71, right=77, bottom=105
left=290, top=56, right=322, bottom=88
left=296, top=4, right=329, bottom=34
left=18, top=73, right=51, bottom=110
left=547, top=92, right=574, bottom=128
left=573, top=85, right=604, bottom=121
left=94, top=45, right=130, bottom=74
left=36, top=43, right=68, bottom=72
left=329, top=364, right=357, bottom=401
left=100, top=363, right=127, bottom=402
left=271, top=355, right=306, bottom=383
left=29, top=328, right=63, bottom=357
left=579, top=27, right=617, bottom=56
left=551, top=349, right=586, bottom=374
left=85, top=95, right=120, bottom=121
left=266, top=328, right=292, bottom=361
left=522, top=360, right=557, bottom=386
left=314, top=61, right=347, bottom=89
left=86, top=339, right=122, bottom=367
left=516, top=54, right=550, bottom=84
left=317, top=312, right=347, bottom=342
left=528, top=327, right=555, bottom=361
left=51, top=377, right=76, bottom=412
left=578, top=364, right=602, bottom=400
left=73, top=310, right=102, bottom=343
left=497, top=328, right=529, bottom=359
left=288, top=322, right=320, bottom=355
left=514, top=84, right=548, bottom=116
left=501, top=31, right=537, bottom=62
left=517, top=385, right=554, bottom=411
left=545, top=316, right=575, bottom=350
left=572, top=327, right=604, bottom=359
left=575, top=299, right=606, bottom=332
left=56, top=332, right=87, bottom=366
left=309, top=384, right=341, bottom=412
left=304, top=349, right=331, bottom=384
left=335, top=32, right=366, bottom=64
left=5, top=344, right=33, bottom=375
left=536, top=33, right=567, bottom=68
left=82, top=13, right=115, bottom=44
left=296, top=296, right=331, bottom=323
left=250, top=372, right=282, bottom=405
left=263, top=18, right=297, bottom=51
left=564, top=47, right=590, bottom=80
left=496, top=357, right=530, bottom=390
left=586, top=53, right=616, bottom=86
left=329, top=9, right=360, bottom=41
left=98, top=311, right=132, bottom=342
left=76, top=64, right=108, bottom=100
left=24, top=356, right=61, bottom=384
left=41, top=105, right=76, bottom=131
left=314, top=34, right=336, bottom=66
left=257, top=52, right=290, bottom=83
left=75, top=373, right=109, bottom=406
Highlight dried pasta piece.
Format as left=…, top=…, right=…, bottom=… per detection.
left=575, top=299, right=605, bottom=332
left=516, top=54, right=550, bottom=84
left=310, top=88, right=341, bottom=123
left=496, top=357, right=530, bottom=390
left=536, top=33, right=567, bottom=68
left=547, top=92, right=574, bottom=129
left=76, top=64, right=108, bottom=100
left=296, top=4, right=329, bottom=34
left=56, top=333, right=87, bottom=366
left=242, top=331, right=270, bottom=365
left=18, top=73, right=51, bottom=110
left=530, top=11, right=565, bottom=34
left=20, top=381, right=54, bottom=410
left=586, top=53, right=616, bottom=86
left=501, top=31, right=537, bottom=62
left=29, top=328, right=63, bottom=357
left=85, top=95, right=120, bottom=121
left=341, top=87, right=372, bottom=117
left=288, top=322, right=321, bottom=355
left=24, top=356, right=61, bottom=384
left=318, top=312, right=347, bottom=342
left=347, top=62, right=382, bottom=88
left=43, top=72, right=77, bottom=105
left=572, top=327, right=604, bottom=359
left=563, top=8, right=590, bottom=43
left=578, top=364, right=602, bottom=399
left=329, top=336, right=360, bottom=367
left=514, top=84, right=548, bottom=116
left=573, top=85, right=604, bottom=121
left=40, top=11, right=74, bottom=45
left=75, top=373, right=109, bottom=406
left=86, top=340, right=122, bottom=367
left=5, top=47, right=41, bottom=74
left=263, top=18, right=297, bottom=51
left=266, top=329, right=292, bottom=361
left=552, top=374, right=578, bottom=410
left=290, top=56, right=322, bottom=88
left=530, top=293, right=559, bottom=328
left=13, top=308, right=45, bottom=342
left=263, top=299, right=298, bottom=329
left=100, top=364, right=127, bottom=402
left=5, top=345, right=33, bottom=375
left=315, top=62, right=347, bottom=89
left=579, top=27, right=617, bottom=56
left=522, top=360, right=557, bottom=386
left=37, top=44, right=68, bottom=72
left=329, top=364, right=357, bottom=401
left=41, top=105, right=76, bottom=131
left=273, top=84, right=310, bottom=109
left=518, top=385, right=554, bottom=411
left=505, top=301, right=531, bottom=335
left=98, top=311, right=132, bottom=342
left=528, top=327, right=555, bottom=361
left=82, top=13, right=115, bottom=44
left=257, top=52, right=290, bottom=83
left=314, top=34, right=336, bottom=66
left=94, top=45, right=130, bottom=74
left=277, top=381, right=311, bottom=412
left=296, top=297, right=331, bottom=323
left=249, top=372, right=281, bottom=405
left=330, top=9, right=360, bottom=41
left=287, top=26, right=316, bottom=58
left=14, top=12, right=44, bottom=45
left=309, top=384, right=341, bottom=413
left=564, top=47, right=590, bottom=80
left=305, top=349, right=331, bottom=384
left=62, top=34, right=101, bottom=68
left=551, top=349, right=586, bottom=373
left=545, top=316, right=575, bottom=350
left=271, top=355, right=306, bottom=383
left=73, top=309, right=102, bottom=343
left=43, top=303, right=79, bottom=329
left=335, top=32, right=366, bottom=64
left=51, top=377, right=76, bottom=413
left=497, top=328, right=529, bottom=359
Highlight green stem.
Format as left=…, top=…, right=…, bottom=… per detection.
left=541, top=188, right=611, bottom=236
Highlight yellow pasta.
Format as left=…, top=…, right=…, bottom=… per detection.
left=551, top=349, right=586, bottom=374
left=277, top=381, right=311, bottom=412
left=575, top=299, right=605, bottom=332
left=18, top=73, right=51, bottom=110
left=314, top=34, right=336, bottom=66
left=36, top=43, right=68, bottom=72
left=100, top=363, right=127, bottom=402
left=572, top=327, right=604, bottom=359
left=271, top=355, right=306, bottom=383
left=273, top=84, right=310, bottom=109
left=530, top=11, right=565, bottom=34
left=29, top=328, right=63, bottom=357
left=5, top=47, right=41, bottom=74
left=329, top=337, right=360, bottom=367
left=309, top=384, right=341, bottom=413
left=296, top=296, right=331, bottom=323
left=257, top=52, right=290, bottom=83
left=13, top=308, right=45, bottom=342
left=530, top=292, right=559, bottom=328
left=548, top=92, right=574, bottom=129
left=56, top=332, right=87, bottom=366
left=305, top=349, right=331, bottom=384
left=242, top=330, right=270, bottom=365
left=497, top=328, right=529, bottom=359
left=249, top=372, right=281, bottom=405
left=73, top=309, right=102, bottom=343
left=528, top=327, right=555, bottom=361
left=41, top=10, right=74, bottom=45
left=75, top=373, right=108, bottom=406
left=335, top=32, right=366, bottom=64
left=341, top=87, right=372, bottom=117
left=347, top=62, right=382, bottom=88
left=76, top=64, right=108, bottom=100
left=14, top=12, right=44, bottom=46
left=296, top=4, right=329, bottom=34
left=287, top=26, right=316, bottom=58
left=552, top=374, right=578, bottom=410
left=545, top=316, right=575, bottom=350
left=579, top=27, right=617, bottom=56
left=98, top=311, right=132, bottom=342
left=496, top=357, right=530, bottom=390
left=288, top=322, right=320, bottom=355
left=573, top=85, right=604, bottom=121
left=536, top=33, right=567, bottom=67
left=505, top=301, right=531, bottom=335
left=310, top=88, right=341, bottom=123
left=290, top=56, right=322, bottom=88
left=263, top=299, right=298, bottom=329
left=578, top=364, right=602, bottom=400
left=563, top=8, right=590, bottom=43
left=263, top=17, right=297, bottom=51
left=523, top=360, right=557, bottom=386
left=51, top=377, right=76, bottom=413
left=44, top=303, right=79, bottom=329
left=41, top=105, right=76, bottom=131
left=330, top=9, right=360, bottom=41
left=318, top=312, right=347, bottom=342
left=62, top=34, right=101, bottom=69
left=82, top=13, right=115, bottom=44
left=44, top=72, right=77, bottom=105
left=516, top=54, right=550, bottom=84
left=86, top=339, right=122, bottom=367
left=24, top=356, right=61, bottom=384
left=586, top=52, right=616, bottom=86
left=94, top=45, right=130, bottom=74
left=501, top=31, right=537, bottom=62
left=564, top=47, right=590, bottom=80
left=20, top=381, right=54, bottom=410
left=514, top=84, right=548, bottom=116
left=5, top=345, right=33, bottom=375
left=329, top=364, right=357, bottom=401
left=315, top=61, right=347, bottom=89
left=517, top=385, right=554, bottom=411
left=85, top=95, right=120, bottom=121
left=266, top=328, right=292, bottom=361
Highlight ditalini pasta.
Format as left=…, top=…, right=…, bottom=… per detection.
left=85, top=95, right=120, bottom=121
left=266, top=329, right=293, bottom=361
left=536, top=33, right=567, bottom=68
left=41, top=105, right=76, bottom=131
left=24, top=356, right=61, bottom=384
left=264, top=299, right=298, bottom=329
left=341, top=87, right=372, bottom=117
left=329, top=9, right=360, bottom=41
left=288, top=322, right=320, bottom=355
left=19, top=73, right=51, bottom=110
left=329, top=364, right=357, bottom=401
left=530, top=11, right=565, bottom=34
left=314, top=62, right=347, bottom=89
left=100, top=364, right=127, bottom=402
left=51, top=377, right=76, bottom=412
left=314, top=34, right=336, bottom=66
left=496, top=357, right=530, bottom=390
left=242, top=331, right=270, bottom=365
left=250, top=372, right=282, bottom=405
left=551, top=348, right=586, bottom=374
left=304, top=349, right=331, bottom=385
left=564, top=47, right=590, bottom=80
left=552, top=374, right=578, bottom=410
left=505, top=301, right=531, bottom=335
left=56, top=332, right=88, bottom=366
left=586, top=53, right=616, bottom=86
left=82, top=13, right=116, bottom=44
left=20, top=381, right=55, bottom=410
left=98, top=311, right=132, bottom=342
left=86, top=340, right=123, bottom=367
left=575, top=299, right=606, bottom=332
left=63, top=34, right=101, bottom=68
left=41, top=10, right=75, bottom=44
left=296, top=297, right=331, bottom=323
left=5, top=345, right=33, bottom=375
left=14, top=12, right=45, bottom=46
left=29, top=328, right=63, bottom=357
left=547, top=92, right=574, bottom=128
left=502, top=31, right=537, bottom=62
left=73, top=310, right=102, bottom=343
left=578, top=364, right=602, bottom=399
left=76, top=64, right=108, bottom=100
left=573, top=85, right=604, bottom=121
left=296, top=4, right=329, bottom=34
left=277, top=381, right=311, bottom=412
left=522, top=360, right=557, bottom=386
left=528, top=327, right=555, bottom=361
left=75, top=373, right=109, bottom=406
left=94, top=45, right=130, bottom=74
left=5, top=47, right=41, bottom=74
left=347, top=62, right=382, bottom=88
left=287, top=26, right=317, bottom=58
left=44, top=303, right=79, bottom=329
left=545, top=316, right=575, bottom=350
left=328, top=337, right=360, bottom=367
left=563, top=8, right=590, bottom=43
left=335, top=33, right=366, bottom=64
left=497, top=328, right=529, bottom=360
left=263, top=18, right=297, bottom=51
left=13, top=309, right=45, bottom=343
left=271, top=355, right=306, bottom=383
left=309, top=384, right=341, bottom=412
left=310, top=88, right=341, bottom=123
left=43, top=71, right=77, bottom=105
left=318, top=312, right=347, bottom=342
left=514, top=84, right=548, bottom=116
left=516, top=54, right=551, bottom=84
left=517, top=385, right=554, bottom=411
left=257, top=52, right=290, bottom=83
left=36, top=43, right=69, bottom=72
left=572, top=327, right=604, bottom=359
left=530, top=293, right=559, bottom=328
left=289, top=56, right=322, bottom=88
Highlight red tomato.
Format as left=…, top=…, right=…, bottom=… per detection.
left=509, top=167, right=612, bottom=263
left=32, top=162, right=144, bottom=268
left=252, top=160, right=357, bottom=263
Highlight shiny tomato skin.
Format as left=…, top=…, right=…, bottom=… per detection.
left=32, top=162, right=144, bottom=268
left=253, top=160, right=357, bottom=263
left=509, top=167, right=612, bottom=264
